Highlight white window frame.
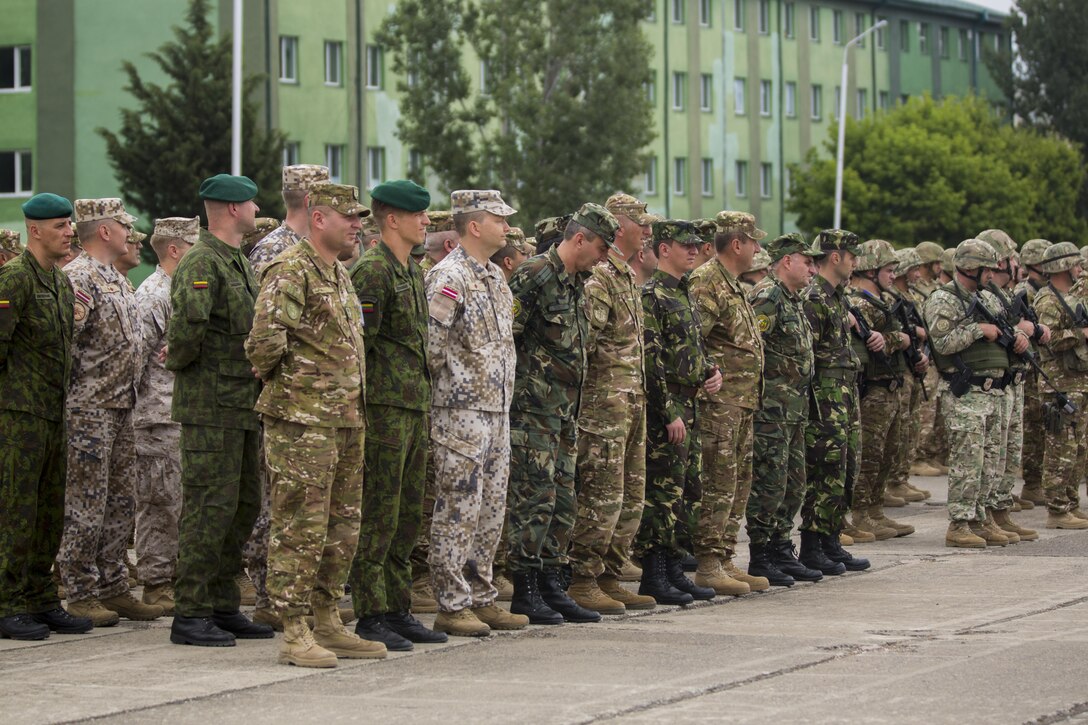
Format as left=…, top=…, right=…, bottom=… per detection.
left=734, top=77, right=746, bottom=115
left=366, top=146, right=385, bottom=189
left=760, top=163, right=772, bottom=199
left=645, top=78, right=656, bottom=104
left=700, top=0, right=712, bottom=27
left=832, top=10, right=843, bottom=44
left=759, top=79, right=772, bottom=116
left=734, top=0, right=745, bottom=30
left=700, top=74, right=712, bottom=112
left=0, top=46, right=32, bottom=92
left=673, top=157, right=687, bottom=196
left=672, top=0, right=684, bottom=24
left=939, top=26, right=949, bottom=58
left=809, top=6, right=821, bottom=42
left=672, top=71, right=686, bottom=110
left=279, top=36, right=298, bottom=83
left=811, top=84, right=823, bottom=120
left=879, top=90, right=890, bottom=111
left=758, top=0, right=770, bottom=33
left=784, top=2, right=795, bottom=38
left=855, top=13, right=867, bottom=47
left=366, top=45, right=383, bottom=89
left=785, top=81, right=797, bottom=117
left=645, top=156, right=658, bottom=196
left=735, top=161, right=748, bottom=198
left=325, top=144, right=344, bottom=184
left=324, top=41, right=342, bottom=86
left=409, top=149, right=423, bottom=176
left=701, top=158, right=714, bottom=197
left=0, top=150, right=33, bottom=197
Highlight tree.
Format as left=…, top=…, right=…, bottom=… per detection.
left=786, top=95, right=1087, bottom=245
left=98, top=0, right=285, bottom=262
left=378, top=0, right=655, bottom=225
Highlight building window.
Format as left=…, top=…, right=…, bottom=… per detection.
left=939, top=26, right=949, bottom=58
left=809, top=6, right=820, bottom=42
left=409, top=149, right=423, bottom=176
left=759, top=0, right=770, bottom=34
left=366, top=45, right=383, bottom=89
left=734, top=78, right=746, bottom=115
left=994, top=32, right=1003, bottom=52
left=919, top=23, right=929, bottom=54
left=876, top=16, right=886, bottom=49
left=832, top=10, right=843, bottom=44
left=900, top=20, right=910, bottom=52
left=784, top=2, right=795, bottom=38
left=785, top=81, right=797, bottom=117
left=325, top=144, right=344, bottom=184
left=324, top=41, right=342, bottom=86
left=406, top=51, right=420, bottom=88
left=366, top=146, right=385, bottom=188
left=672, top=0, right=684, bottom=24
left=959, top=29, right=969, bottom=61
left=784, top=165, right=792, bottom=198
left=811, top=84, right=823, bottom=120
left=479, top=60, right=490, bottom=95
left=901, top=93, right=910, bottom=105
left=645, top=78, right=656, bottom=104
left=282, top=142, right=300, bottom=167
left=0, top=150, right=32, bottom=196
left=734, top=0, right=745, bottom=30
left=645, top=156, right=658, bottom=196
left=701, top=158, right=714, bottom=197
left=700, top=0, right=712, bottom=27
left=673, top=157, right=687, bottom=196
left=760, top=163, right=772, bottom=198
left=735, top=161, right=748, bottom=198
left=833, top=85, right=841, bottom=120
left=0, top=46, right=32, bottom=91
left=759, top=80, right=772, bottom=116
left=878, top=90, right=889, bottom=111
left=855, top=13, right=867, bottom=46
left=856, top=88, right=867, bottom=118
left=279, top=36, right=298, bottom=83
left=672, top=71, right=686, bottom=110
left=700, top=74, right=713, bottom=111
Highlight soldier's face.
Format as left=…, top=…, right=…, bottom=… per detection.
left=32, top=218, right=74, bottom=263
left=736, top=236, right=759, bottom=269
left=477, top=212, right=510, bottom=254
left=397, top=210, right=430, bottom=245
left=234, top=200, right=260, bottom=232
left=876, top=263, right=897, bottom=290
left=104, top=219, right=131, bottom=256
left=907, top=266, right=923, bottom=284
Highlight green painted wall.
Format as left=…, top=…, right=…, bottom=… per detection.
left=0, top=0, right=37, bottom=228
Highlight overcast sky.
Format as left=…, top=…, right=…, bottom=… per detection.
left=974, top=0, right=1015, bottom=13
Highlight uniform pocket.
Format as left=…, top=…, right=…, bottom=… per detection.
left=216, top=359, right=259, bottom=409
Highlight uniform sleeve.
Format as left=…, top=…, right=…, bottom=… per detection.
left=0, top=266, right=28, bottom=369
left=689, top=274, right=720, bottom=340
left=350, top=259, right=386, bottom=355
left=166, top=254, right=217, bottom=371
left=924, top=291, right=984, bottom=357
left=135, top=288, right=168, bottom=389
left=1036, top=294, right=1081, bottom=353
left=66, top=266, right=94, bottom=337
left=424, top=267, right=461, bottom=383
left=508, top=264, right=542, bottom=340
left=643, top=289, right=682, bottom=423
left=752, top=295, right=779, bottom=336
left=802, top=295, right=827, bottom=348
left=582, top=271, right=612, bottom=356
left=245, top=260, right=301, bottom=379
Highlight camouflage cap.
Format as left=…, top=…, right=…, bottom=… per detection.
left=748, top=247, right=771, bottom=272
left=504, top=227, right=531, bottom=254
left=450, top=189, right=516, bottom=217
left=309, top=182, right=371, bottom=217
left=359, top=214, right=379, bottom=236
left=715, top=211, right=767, bottom=240
left=241, top=218, right=279, bottom=256
left=153, top=216, right=200, bottom=245
left=691, top=219, right=718, bottom=244
left=604, top=192, right=654, bottom=225
left=940, top=247, right=956, bottom=275
left=954, top=239, right=1000, bottom=271
left=652, top=220, right=702, bottom=246
left=1019, top=239, right=1052, bottom=267
left=535, top=214, right=572, bottom=248
left=976, top=228, right=1017, bottom=260
left=0, top=229, right=23, bottom=255
left=74, top=198, right=137, bottom=225
left=816, top=228, right=860, bottom=253
left=1038, top=241, right=1082, bottom=274
left=766, top=232, right=822, bottom=261
left=854, top=239, right=898, bottom=271
left=915, top=241, right=945, bottom=264
left=129, top=230, right=147, bottom=246
left=426, top=210, right=455, bottom=233
left=282, top=164, right=330, bottom=191
left=571, top=202, right=621, bottom=253
left=894, top=247, right=923, bottom=276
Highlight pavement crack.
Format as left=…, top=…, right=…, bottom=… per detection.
left=954, top=594, right=1088, bottom=635
left=1023, top=699, right=1088, bottom=724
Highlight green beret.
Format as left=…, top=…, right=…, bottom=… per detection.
left=22, top=193, right=74, bottom=220
left=371, top=179, right=431, bottom=212
left=199, top=174, right=258, bottom=202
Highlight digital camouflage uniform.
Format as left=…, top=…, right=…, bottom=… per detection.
left=984, top=280, right=1026, bottom=513
left=133, top=265, right=182, bottom=586
left=425, top=245, right=515, bottom=611
left=911, top=270, right=944, bottom=466
left=246, top=234, right=367, bottom=617
left=348, top=241, right=430, bottom=618
left=249, top=223, right=304, bottom=280
left=59, top=239, right=142, bottom=604
left=0, top=249, right=74, bottom=618
left=167, top=228, right=261, bottom=618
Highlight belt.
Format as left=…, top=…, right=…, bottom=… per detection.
left=865, top=377, right=903, bottom=391
left=939, top=371, right=1011, bottom=392
left=816, top=367, right=858, bottom=382
left=666, top=381, right=700, bottom=399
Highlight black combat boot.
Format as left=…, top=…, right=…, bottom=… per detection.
left=385, top=610, right=449, bottom=643
left=770, top=539, right=823, bottom=582
left=821, top=532, right=871, bottom=571
left=798, top=531, right=847, bottom=575
left=748, top=542, right=795, bottom=587
left=638, top=549, right=694, bottom=605
left=665, top=554, right=715, bottom=600
left=509, top=570, right=564, bottom=625
left=538, top=568, right=601, bottom=623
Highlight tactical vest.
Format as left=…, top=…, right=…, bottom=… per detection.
left=850, top=290, right=906, bottom=379
left=930, top=282, right=1010, bottom=374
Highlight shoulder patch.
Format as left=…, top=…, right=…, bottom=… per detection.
left=359, top=294, right=378, bottom=315
left=74, top=288, right=92, bottom=305
left=757, top=314, right=771, bottom=332
left=192, top=280, right=209, bottom=289
left=429, top=291, right=459, bottom=326
left=512, top=297, right=522, bottom=319
left=439, top=285, right=461, bottom=302
left=934, top=318, right=952, bottom=334
left=74, top=302, right=88, bottom=321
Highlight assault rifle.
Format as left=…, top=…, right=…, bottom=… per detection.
left=890, top=297, right=929, bottom=401
left=847, top=302, right=900, bottom=397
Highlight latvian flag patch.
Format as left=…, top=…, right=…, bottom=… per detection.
left=440, top=286, right=460, bottom=302
left=74, top=289, right=92, bottom=305
left=192, top=280, right=209, bottom=289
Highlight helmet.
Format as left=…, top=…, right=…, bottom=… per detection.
left=915, top=241, right=944, bottom=264
left=854, top=239, right=898, bottom=272
left=1019, top=239, right=1052, bottom=267
left=894, top=248, right=922, bottom=277
left=976, top=229, right=1017, bottom=260
left=748, top=248, right=771, bottom=273
left=954, top=239, right=1000, bottom=271
left=1038, top=241, right=1082, bottom=274
left=940, top=247, right=956, bottom=275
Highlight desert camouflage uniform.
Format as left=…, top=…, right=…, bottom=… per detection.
left=58, top=252, right=141, bottom=604
left=1014, top=278, right=1046, bottom=492
left=689, top=257, right=763, bottom=559
left=249, top=222, right=304, bottom=280
left=569, top=253, right=646, bottom=579
left=425, top=246, right=515, bottom=610
left=133, top=266, right=182, bottom=587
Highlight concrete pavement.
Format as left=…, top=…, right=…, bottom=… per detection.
left=3, top=475, right=1088, bottom=724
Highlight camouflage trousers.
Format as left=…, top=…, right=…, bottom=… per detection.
left=917, top=366, right=948, bottom=464
left=988, top=379, right=1023, bottom=511
left=241, top=439, right=270, bottom=609
left=0, top=411, right=65, bottom=617
left=941, top=382, right=1005, bottom=522
left=801, top=374, right=859, bottom=536
left=428, top=407, right=509, bottom=612
left=855, top=381, right=905, bottom=510
left=887, top=375, right=922, bottom=489
left=746, top=416, right=805, bottom=546
left=569, top=391, right=647, bottom=578
left=506, top=412, right=576, bottom=573
left=1022, top=373, right=1044, bottom=490
left=265, top=418, right=364, bottom=616
left=349, top=405, right=427, bottom=618
left=133, top=424, right=181, bottom=586
left=634, top=403, right=700, bottom=557
left=174, top=425, right=261, bottom=617
left=1042, top=391, right=1088, bottom=515
left=695, top=400, right=754, bottom=558
left=58, top=407, right=137, bottom=603
left=409, top=447, right=436, bottom=583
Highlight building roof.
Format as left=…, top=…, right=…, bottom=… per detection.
left=880, top=0, right=1008, bottom=23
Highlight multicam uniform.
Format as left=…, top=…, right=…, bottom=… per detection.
left=1014, top=275, right=1047, bottom=497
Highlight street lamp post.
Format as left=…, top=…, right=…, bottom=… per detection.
left=834, top=19, right=887, bottom=229
left=231, top=0, right=243, bottom=176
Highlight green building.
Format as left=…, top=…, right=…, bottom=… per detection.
left=1, top=0, right=1007, bottom=237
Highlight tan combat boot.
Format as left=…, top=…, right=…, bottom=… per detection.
left=66, top=597, right=120, bottom=627
left=869, top=506, right=915, bottom=537
left=434, top=608, right=491, bottom=637
left=851, top=509, right=896, bottom=541
left=101, top=592, right=164, bottom=620
left=410, top=577, right=439, bottom=614
left=235, top=572, right=257, bottom=606
left=839, top=532, right=854, bottom=546
left=617, top=558, right=642, bottom=582
left=280, top=615, right=339, bottom=668
left=252, top=606, right=282, bottom=631
left=567, top=575, right=626, bottom=615
left=968, top=519, right=1008, bottom=546
left=141, top=582, right=175, bottom=615
left=907, top=482, right=932, bottom=500
left=1020, top=485, right=1048, bottom=506
left=1012, top=493, right=1033, bottom=510
left=887, top=482, right=926, bottom=502
left=883, top=491, right=907, bottom=507
left=312, top=603, right=387, bottom=658
left=1072, top=509, right=1088, bottom=521
left=945, top=521, right=986, bottom=549
left=493, top=573, right=514, bottom=602
left=1046, top=511, right=1088, bottom=529
left=693, top=556, right=750, bottom=596
left=471, top=604, right=528, bottom=630
left=598, top=574, right=657, bottom=609
left=842, top=521, right=877, bottom=543
left=992, top=508, right=1038, bottom=541
left=722, top=560, right=770, bottom=592
left=910, top=461, right=943, bottom=477
left=984, top=511, right=1019, bottom=543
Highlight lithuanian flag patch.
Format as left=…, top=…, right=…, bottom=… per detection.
left=0, top=300, right=10, bottom=309
left=192, top=280, right=209, bottom=289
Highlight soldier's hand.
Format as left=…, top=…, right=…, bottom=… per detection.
left=1015, top=319, right=1035, bottom=337
left=914, top=353, right=929, bottom=374
left=848, top=312, right=858, bottom=329
left=865, top=330, right=883, bottom=352
left=1039, top=324, right=1052, bottom=344
left=252, top=366, right=263, bottom=380
left=915, top=325, right=927, bottom=342
left=897, top=332, right=911, bottom=349
left=1081, top=327, right=1088, bottom=341
left=1012, top=331, right=1030, bottom=355
left=666, top=417, right=686, bottom=445
left=703, top=367, right=723, bottom=395
left=979, top=323, right=1000, bottom=341
left=157, top=345, right=168, bottom=364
